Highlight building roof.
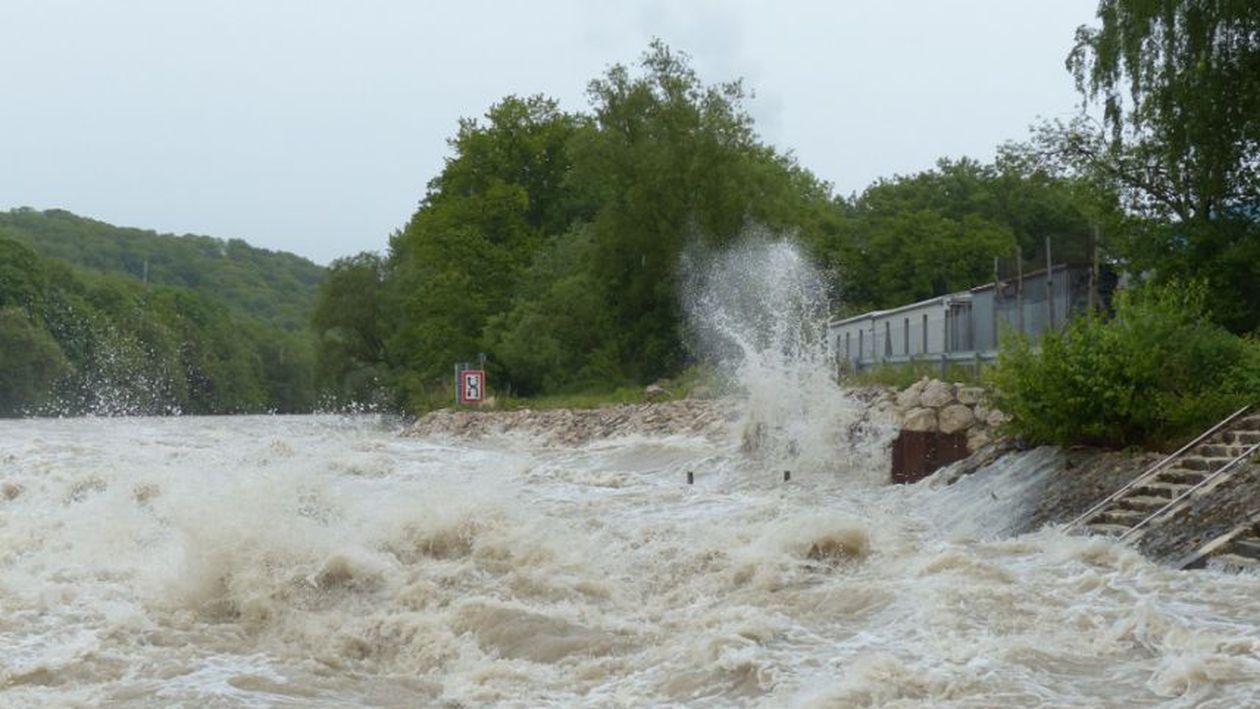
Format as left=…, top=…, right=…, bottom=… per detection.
left=828, top=262, right=1084, bottom=328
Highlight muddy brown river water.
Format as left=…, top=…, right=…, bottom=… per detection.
left=2, top=414, right=1260, bottom=706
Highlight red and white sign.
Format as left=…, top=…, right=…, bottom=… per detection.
left=458, top=370, right=486, bottom=405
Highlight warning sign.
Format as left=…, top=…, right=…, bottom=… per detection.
left=458, top=369, right=485, bottom=405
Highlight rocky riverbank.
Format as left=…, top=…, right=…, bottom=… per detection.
left=407, top=398, right=741, bottom=446
left=871, top=377, right=1009, bottom=453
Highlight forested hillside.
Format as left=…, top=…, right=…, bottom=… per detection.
left=0, top=208, right=324, bottom=331
left=0, top=214, right=323, bottom=416
left=313, top=42, right=1122, bottom=411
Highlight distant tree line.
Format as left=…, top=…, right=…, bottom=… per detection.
left=312, top=41, right=1125, bottom=411
left=0, top=213, right=322, bottom=416
left=0, top=208, right=324, bottom=331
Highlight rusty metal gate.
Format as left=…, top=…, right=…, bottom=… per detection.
left=890, top=430, right=969, bottom=484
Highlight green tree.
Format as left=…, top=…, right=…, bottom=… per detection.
left=384, top=95, right=583, bottom=407
left=312, top=252, right=391, bottom=406
left=0, top=230, right=305, bottom=416
left=310, top=41, right=1123, bottom=412
left=0, top=208, right=325, bottom=332
left=1060, top=2, right=1260, bottom=331
left=833, top=156, right=1116, bottom=311
left=485, top=226, right=620, bottom=394
left=1068, top=1, right=1260, bottom=221
left=0, top=307, right=70, bottom=415
left=570, top=40, right=829, bottom=383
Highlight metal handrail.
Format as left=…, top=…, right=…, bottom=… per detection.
left=1119, top=439, right=1260, bottom=542
left=1065, top=403, right=1253, bottom=530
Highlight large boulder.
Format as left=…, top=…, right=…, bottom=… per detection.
left=973, top=404, right=990, bottom=425
left=920, top=380, right=955, bottom=408
left=871, top=397, right=898, bottom=422
left=895, top=378, right=928, bottom=410
left=938, top=404, right=976, bottom=434
left=967, top=428, right=993, bottom=452
left=902, top=407, right=938, bottom=433
left=957, top=386, right=985, bottom=406
left=986, top=409, right=1010, bottom=428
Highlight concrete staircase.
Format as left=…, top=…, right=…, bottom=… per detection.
left=1067, top=406, right=1260, bottom=543
left=1178, top=512, right=1260, bottom=571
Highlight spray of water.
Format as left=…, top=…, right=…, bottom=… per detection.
left=683, top=234, right=893, bottom=481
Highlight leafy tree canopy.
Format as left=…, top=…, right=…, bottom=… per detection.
left=314, top=42, right=1117, bottom=409
left=1049, top=2, right=1260, bottom=332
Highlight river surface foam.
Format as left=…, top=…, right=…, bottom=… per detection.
left=2, top=414, right=1260, bottom=706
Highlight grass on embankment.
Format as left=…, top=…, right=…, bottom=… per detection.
left=841, top=361, right=984, bottom=390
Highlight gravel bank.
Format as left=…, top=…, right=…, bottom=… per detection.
left=407, top=398, right=740, bottom=445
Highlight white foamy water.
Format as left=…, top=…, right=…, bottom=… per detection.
left=684, top=238, right=890, bottom=482
left=3, top=414, right=1260, bottom=706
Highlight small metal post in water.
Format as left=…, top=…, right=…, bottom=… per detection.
left=783, top=470, right=791, bottom=482
left=686, top=471, right=694, bottom=485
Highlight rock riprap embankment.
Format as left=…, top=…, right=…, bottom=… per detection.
left=408, top=399, right=739, bottom=445
left=866, top=377, right=1008, bottom=452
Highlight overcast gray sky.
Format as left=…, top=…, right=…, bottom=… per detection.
left=0, top=1, right=1098, bottom=264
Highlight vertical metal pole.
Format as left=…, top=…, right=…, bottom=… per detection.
left=1091, top=224, right=1101, bottom=310
left=1046, top=235, right=1055, bottom=329
left=992, top=256, right=1000, bottom=349
left=1015, top=246, right=1024, bottom=335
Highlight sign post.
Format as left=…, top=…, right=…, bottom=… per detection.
left=457, top=368, right=486, bottom=405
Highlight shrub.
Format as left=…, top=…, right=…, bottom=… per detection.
left=987, top=281, right=1260, bottom=448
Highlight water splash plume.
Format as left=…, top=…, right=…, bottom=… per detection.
left=683, top=234, right=892, bottom=481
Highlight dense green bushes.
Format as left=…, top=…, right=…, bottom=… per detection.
left=988, top=282, right=1260, bottom=448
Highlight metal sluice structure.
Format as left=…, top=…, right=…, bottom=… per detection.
left=829, top=237, right=1113, bottom=376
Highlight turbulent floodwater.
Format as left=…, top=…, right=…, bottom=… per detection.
left=3, top=414, right=1260, bottom=707
left=7, top=239, right=1260, bottom=706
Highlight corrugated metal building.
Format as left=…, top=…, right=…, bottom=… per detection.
left=830, top=263, right=1101, bottom=371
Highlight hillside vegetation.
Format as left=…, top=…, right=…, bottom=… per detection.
left=0, top=212, right=323, bottom=415
left=0, top=208, right=324, bottom=331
